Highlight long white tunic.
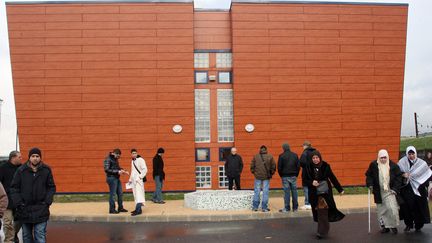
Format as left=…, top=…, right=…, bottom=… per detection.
left=129, top=157, right=147, bottom=204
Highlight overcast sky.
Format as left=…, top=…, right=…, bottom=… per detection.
left=0, top=0, right=431, bottom=156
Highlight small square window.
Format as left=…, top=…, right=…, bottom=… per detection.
left=219, top=147, right=231, bottom=161
left=196, top=148, right=210, bottom=162
left=218, top=72, right=231, bottom=84
left=194, top=53, right=209, bottom=68
left=195, top=71, right=208, bottom=84
left=216, top=53, right=232, bottom=68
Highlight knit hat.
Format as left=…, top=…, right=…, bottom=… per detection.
left=28, top=147, right=42, bottom=159
left=157, top=148, right=165, bottom=154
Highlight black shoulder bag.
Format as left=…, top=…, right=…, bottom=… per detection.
left=133, top=160, right=147, bottom=182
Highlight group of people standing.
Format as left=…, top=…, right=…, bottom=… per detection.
left=366, top=146, right=432, bottom=235
left=225, top=142, right=432, bottom=239
left=103, top=147, right=166, bottom=216
left=0, top=148, right=56, bottom=243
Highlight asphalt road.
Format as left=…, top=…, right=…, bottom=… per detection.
left=3, top=213, right=432, bottom=243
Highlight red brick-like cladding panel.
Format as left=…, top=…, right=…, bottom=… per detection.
left=231, top=3, right=407, bottom=187
left=7, top=3, right=195, bottom=192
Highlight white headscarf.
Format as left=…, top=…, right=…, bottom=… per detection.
left=377, top=149, right=390, bottom=191
left=398, top=146, right=432, bottom=196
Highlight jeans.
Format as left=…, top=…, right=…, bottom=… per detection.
left=303, top=186, right=310, bottom=205
left=253, top=179, right=270, bottom=210
left=282, top=176, right=298, bottom=210
left=22, top=222, right=47, bottom=243
left=228, top=175, right=241, bottom=190
left=106, top=176, right=124, bottom=212
left=135, top=203, right=143, bottom=213
left=152, top=176, right=164, bottom=202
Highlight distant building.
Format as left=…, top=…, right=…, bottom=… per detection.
left=6, top=0, right=408, bottom=192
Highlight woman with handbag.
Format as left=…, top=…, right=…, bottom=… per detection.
left=129, top=149, right=148, bottom=216
left=365, top=149, right=403, bottom=234
left=304, top=150, right=344, bottom=239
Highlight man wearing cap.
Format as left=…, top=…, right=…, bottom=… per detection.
left=104, top=148, right=129, bottom=214
left=398, top=146, right=432, bottom=232
left=152, top=148, right=166, bottom=204
left=299, top=141, right=315, bottom=210
left=0, top=151, right=23, bottom=243
left=10, top=148, right=56, bottom=243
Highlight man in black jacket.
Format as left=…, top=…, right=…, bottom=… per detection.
left=0, top=151, right=22, bottom=243
left=299, top=141, right=315, bottom=210
left=104, top=148, right=128, bottom=214
left=10, top=148, right=56, bottom=243
left=152, top=148, right=166, bottom=204
left=224, top=147, right=244, bottom=190
left=277, top=143, right=300, bottom=212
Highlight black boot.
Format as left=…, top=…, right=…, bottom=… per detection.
left=404, top=226, right=412, bottom=232
left=380, top=228, right=390, bottom=233
left=390, top=228, right=398, bottom=234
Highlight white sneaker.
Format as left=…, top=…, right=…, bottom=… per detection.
left=300, top=205, right=312, bottom=210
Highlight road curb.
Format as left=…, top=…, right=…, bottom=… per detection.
left=50, top=207, right=372, bottom=223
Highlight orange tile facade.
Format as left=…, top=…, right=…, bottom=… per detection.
left=6, top=2, right=407, bottom=192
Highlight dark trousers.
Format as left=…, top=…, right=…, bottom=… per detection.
left=317, top=196, right=329, bottom=237
left=106, top=176, right=124, bottom=212
left=228, top=175, right=241, bottom=190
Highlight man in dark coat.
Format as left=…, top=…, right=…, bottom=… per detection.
left=224, top=147, right=244, bottom=190
left=277, top=142, right=300, bottom=212
left=0, top=150, right=23, bottom=243
left=104, top=148, right=128, bottom=214
left=10, top=148, right=56, bottom=243
left=152, top=147, right=166, bottom=204
left=250, top=145, right=276, bottom=212
left=299, top=141, right=315, bottom=210
left=303, top=150, right=344, bottom=239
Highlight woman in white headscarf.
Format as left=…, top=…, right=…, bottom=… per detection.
left=366, top=149, right=403, bottom=234
left=398, top=146, right=432, bottom=232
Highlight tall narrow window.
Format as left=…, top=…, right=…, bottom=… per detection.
left=218, top=166, right=228, bottom=188
left=217, top=89, right=234, bottom=142
left=216, top=53, right=232, bottom=68
left=194, top=53, right=209, bottom=68
left=196, top=166, right=211, bottom=189
left=195, top=89, right=210, bottom=142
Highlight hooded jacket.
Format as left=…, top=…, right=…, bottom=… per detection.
left=277, top=144, right=300, bottom=177
left=250, top=147, right=276, bottom=180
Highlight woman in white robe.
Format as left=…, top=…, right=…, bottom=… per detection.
left=129, top=149, right=147, bottom=216
left=366, top=149, right=403, bottom=234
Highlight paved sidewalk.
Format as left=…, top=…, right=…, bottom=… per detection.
left=50, top=194, right=374, bottom=223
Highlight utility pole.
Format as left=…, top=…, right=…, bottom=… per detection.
left=414, top=112, right=419, bottom=138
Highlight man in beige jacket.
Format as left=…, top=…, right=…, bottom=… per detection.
left=0, top=182, right=8, bottom=231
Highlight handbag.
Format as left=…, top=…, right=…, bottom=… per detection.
left=133, top=160, right=147, bottom=182
left=317, top=180, right=329, bottom=195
